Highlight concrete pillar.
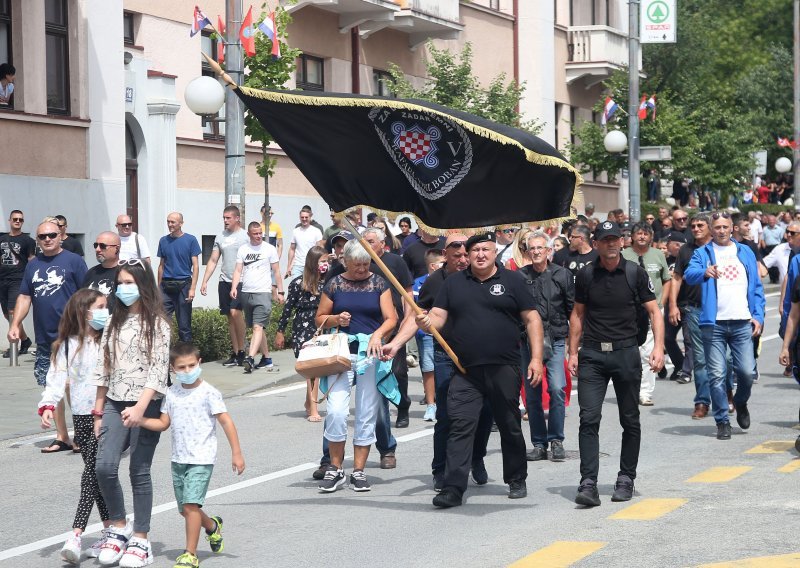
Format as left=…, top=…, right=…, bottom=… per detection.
left=15, top=0, right=46, bottom=114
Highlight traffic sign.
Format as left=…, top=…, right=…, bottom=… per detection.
left=640, top=0, right=676, bottom=44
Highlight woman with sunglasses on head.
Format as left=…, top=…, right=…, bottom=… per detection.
left=92, top=259, right=171, bottom=567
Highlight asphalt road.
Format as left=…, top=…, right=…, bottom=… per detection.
left=1, top=291, right=799, bottom=567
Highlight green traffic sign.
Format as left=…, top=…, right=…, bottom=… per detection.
left=646, top=1, right=670, bottom=23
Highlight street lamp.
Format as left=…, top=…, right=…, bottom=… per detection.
left=776, top=156, right=793, bottom=174
left=604, top=130, right=628, bottom=153
left=185, top=76, right=225, bottom=119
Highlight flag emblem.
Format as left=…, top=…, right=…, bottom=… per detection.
left=370, top=108, right=473, bottom=201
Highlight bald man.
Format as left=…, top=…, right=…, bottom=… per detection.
left=115, top=214, right=151, bottom=264
left=157, top=212, right=201, bottom=341
left=82, top=231, right=122, bottom=311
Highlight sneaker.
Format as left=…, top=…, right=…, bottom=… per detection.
left=222, top=353, right=238, bottom=366
left=1, top=348, right=8, bottom=359
left=639, top=396, right=654, bottom=406
left=526, top=446, right=547, bottom=461
left=611, top=475, right=635, bottom=502
left=575, top=479, right=601, bottom=507
left=508, top=480, right=527, bottom=499
left=312, top=464, right=329, bottom=480
left=236, top=350, right=245, bottom=366
left=97, top=523, right=133, bottom=566
left=19, top=337, right=32, bottom=354
left=206, top=515, right=224, bottom=553
left=675, top=372, right=692, bottom=384
left=174, top=552, right=200, bottom=568
left=433, top=472, right=445, bottom=492
left=242, top=356, right=255, bottom=374
left=550, top=440, right=566, bottom=461
left=87, top=528, right=110, bottom=558
left=118, top=536, right=153, bottom=567
left=423, top=404, right=437, bottom=422
left=717, top=421, right=732, bottom=440
left=406, top=354, right=418, bottom=367
left=255, top=356, right=274, bottom=370
left=350, top=470, right=371, bottom=492
left=432, top=488, right=462, bottom=508
left=471, top=459, right=488, bottom=485
left=318, top=466, right=345, bottom=493
left=60, top=532, right=82, bottom=565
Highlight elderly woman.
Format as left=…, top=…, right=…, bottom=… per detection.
left=315, top=240, right=399, bottom=493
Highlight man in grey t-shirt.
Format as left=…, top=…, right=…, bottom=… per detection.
left=200, top=206, right=250, bottom=366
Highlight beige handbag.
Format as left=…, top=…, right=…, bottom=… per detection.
left=295, top=323, right=352, bottom=380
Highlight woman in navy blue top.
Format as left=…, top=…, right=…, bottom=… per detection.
left=315, top=240, right=397, bottom=492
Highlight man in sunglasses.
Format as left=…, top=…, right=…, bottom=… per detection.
left=684, top=212, right=765, bottom=440
left=763, top=221, right=800, bottom=285
left=54, top=215, right=84, bottom=257
left=670, top=209, right=691, bottom=239
left=494, top=226, right=518, bottom=266
left=8, top=219, right=87, bottom=453
left=0, top=210, right=35, bottom=358
left=82, top=232, right=121, bottom=311
left=115, top=214, right=151, bottom=264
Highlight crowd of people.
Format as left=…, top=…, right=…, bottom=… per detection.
left=1, top=198, right=798, bottom=566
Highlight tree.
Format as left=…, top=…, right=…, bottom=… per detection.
left=385, top=42, right=543, bottom=135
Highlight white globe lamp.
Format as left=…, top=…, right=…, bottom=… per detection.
left=184, top=76, right=225, bottom=115
left=604, top=129, right=628, bottom=153
left=776, top=156, right=792, bottom=174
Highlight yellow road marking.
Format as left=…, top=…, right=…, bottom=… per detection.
left=508, top=541, right=606, bottom=568
left=697, top=551, right=800, bottom=567
left=778, top=459, right=800, bottom=473
left=745, top=441, right=795, bottom=454
left=608, top=498, right=687, bottom=520
left=686, top=466, right=752, bottom=483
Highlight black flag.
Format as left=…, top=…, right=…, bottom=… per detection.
left=236, top=87, right=582, bottom=231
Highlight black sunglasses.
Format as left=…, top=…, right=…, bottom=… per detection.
left=711, top=211, right=731, bottom=220
left=93, top=242, right=119, bottom=250
left=445, top=241, right=466, bottom=249
left=37, top=232, right=59, bottom=240
left=117, top=223, right=133, bottom=228
left=787, top=230, right=799, bottom=236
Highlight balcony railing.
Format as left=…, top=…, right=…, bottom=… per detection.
left=566, top=25, right=639, bottom=86
left=396, top=0, right=460, bottom=24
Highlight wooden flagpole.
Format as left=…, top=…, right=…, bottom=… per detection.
left=340, top=218, right=466, bottom=375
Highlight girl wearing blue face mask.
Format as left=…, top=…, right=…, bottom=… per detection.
left=37, top=288, right=114, bottom=564
left=91, top=260, right=171, bottom=568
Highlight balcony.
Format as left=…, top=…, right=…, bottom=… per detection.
left=282, top=0, right=400, bottom=33
left=566, top=25, right=640, bottom=87
left=388, top=0, right=463, bottom=48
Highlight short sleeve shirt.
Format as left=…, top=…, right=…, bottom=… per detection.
left=621, top=247, right=671, bottom=308
left=0, top=233, right=36, bottom=280
left=323, top=273, right=389, bottom=335
left=674, top=242, right=703, bottom=307
left=61, top=237, right=84, bottom=257
left=433, top=265, right=536, bottom=367
left=236, top=241, right=279, bottom=293
left=290, top=225, right=323, bottom=268
left=118, top=232, right=151, bottom=261
left=157, top=233, right=201, bottom=279
left=161, top=380, right=227, bottom=465
left=213, top=229, right=250, bottom=282
left=82, top=264, right=118, bottom=311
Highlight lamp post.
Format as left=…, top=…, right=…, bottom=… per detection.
left=776, top=156, right=792, bottom=175
left=628, top=0, right=641, bottom=222
left=794, top=0, right=800, bottom=205
left=605, top=129, right=629, bottom=213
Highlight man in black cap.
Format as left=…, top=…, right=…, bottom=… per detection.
left=569, top=221, right=664, bottom=507
left=416, top=232, right=545, bottom=508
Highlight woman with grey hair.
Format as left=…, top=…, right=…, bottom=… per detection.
left=314, top=239, right=399, bottom=493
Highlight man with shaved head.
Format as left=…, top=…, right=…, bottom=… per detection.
left=157, top=212, right=201, bottom=341
left=115, top=214, right=151, bottom=264
left=82, top=231, right=121, bottom=311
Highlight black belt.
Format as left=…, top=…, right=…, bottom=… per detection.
left=582, top=338, right=638, bottom=352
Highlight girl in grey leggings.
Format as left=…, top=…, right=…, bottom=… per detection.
left=92, top=259, right=172, bottom=568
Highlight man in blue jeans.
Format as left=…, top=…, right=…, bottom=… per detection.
left=520, top=231, right=574, bottom=462
left=684, top=211, right=765, bottom=440
left=157, top=212, right=201, bottom=342
left=669, top=213, right=712, bottom=419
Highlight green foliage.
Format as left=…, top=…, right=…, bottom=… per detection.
left=242, top=5, right=302, bottom=179
left=385, top=42, right=543, bottom=135
left=738, top=203, right=795, bottom=216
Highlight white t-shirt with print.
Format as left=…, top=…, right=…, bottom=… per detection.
left=713, top=242, right=752, bottom=320
left=161, top=380, right=227, bottom=465
left=236, top=241, right=279, bottom=293
left=290, top=225, right=323, bottom=269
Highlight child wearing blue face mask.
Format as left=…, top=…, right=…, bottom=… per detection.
left=37, top=288, right=114, bottom=564
left=140, top=342, right=245, bottom=568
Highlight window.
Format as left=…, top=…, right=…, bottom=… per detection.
left=45, top=0, right=69, bottom=114
left=201, top=235, right=216, bottom=265
left=200, top=31, right=225, bottom=140
left=123, top=12, right=135, bottom=46
left=489, top=0, right=500, bottom=9
left=0, top=0, right=11, bottom=67
left=296, top=54, right=324, bottom=91
left=372, top=70, right=394, bottom=97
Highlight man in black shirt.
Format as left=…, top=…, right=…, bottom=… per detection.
left=54, top=214, right=84, bottom=257
left=569, top=221, right=663, bottom=507
left=417, top=232, right=544, bottom=508
left=82, top=231, right=121, bottom=312
left=663, top=231, right=692, bottom=383
left=0, top=209, right=35, bottom=356
left=555, top=225, right=598, bottom=281
left=403, top=230, right=445, bottom=278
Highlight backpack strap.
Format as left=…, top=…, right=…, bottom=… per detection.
left=623, top=260, right=641, bottom=305
left=135, top=233, right=141, bottom=259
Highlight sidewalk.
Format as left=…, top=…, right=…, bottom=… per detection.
left=0, top=348, right=301, bottom=442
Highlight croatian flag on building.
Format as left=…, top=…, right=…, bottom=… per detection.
left=190, top=5, right=211, bottom=37
left=646, top=94, right=656, bottom=120
left=257, top=12, right=281, bottom=58
left=601, top=97, right=619, bottom=126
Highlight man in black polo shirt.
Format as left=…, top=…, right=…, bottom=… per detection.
left=82, top=231, right=120, bottom=311
left=417, top=232, right=544, bottom=508
left=569, top=221, right=664, bottom=507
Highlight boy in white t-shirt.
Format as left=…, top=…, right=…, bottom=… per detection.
left=141, top=342, right=245, bottom=568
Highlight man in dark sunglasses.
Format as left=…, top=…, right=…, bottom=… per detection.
left=7, top=219, right=87, bottom=453
left=81, top=231, right=121, bottom=311
left=115, top=214, right=151, bottom=265
left=54, top=214, right=84, bottom=257
left=1, top=209, right=36, bottom=358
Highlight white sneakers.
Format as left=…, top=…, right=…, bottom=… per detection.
left=97, top=522, right=133, bottom=566
left=86, top=528, right=110, bottom=558
left=60, top=532, right=82, bottom=565
left=118, top=536, right=154, bottom=567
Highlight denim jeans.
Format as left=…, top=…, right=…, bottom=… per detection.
left=682, top=305, right=710, bottom=406
left=702, top=320, right=757, bottom=423
left=161, top=279, right=193, bottom=342
left=521, top=339, right=566, bottom=447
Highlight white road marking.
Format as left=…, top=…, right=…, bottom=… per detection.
left=11, top=429, right=76, bottom=448
left=248, top=383, right=307, bottom=397
left=766, top=292, right=780, bottom=298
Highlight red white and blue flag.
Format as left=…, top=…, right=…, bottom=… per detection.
left=778, top=137, right=798, bottom=149
left=637, top=95, right=648, bottom=120
left=646, top=94, right=656, bottom=120
left=257, top=12, right=281, bottom=58
left=190, top=5, right=211, bottom=37
left=601, top=96, right=619, bottom=126
left=217, top=15, right=225, bottom=63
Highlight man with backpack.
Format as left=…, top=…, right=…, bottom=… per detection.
left=569, top=221, right=664, bottom=507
